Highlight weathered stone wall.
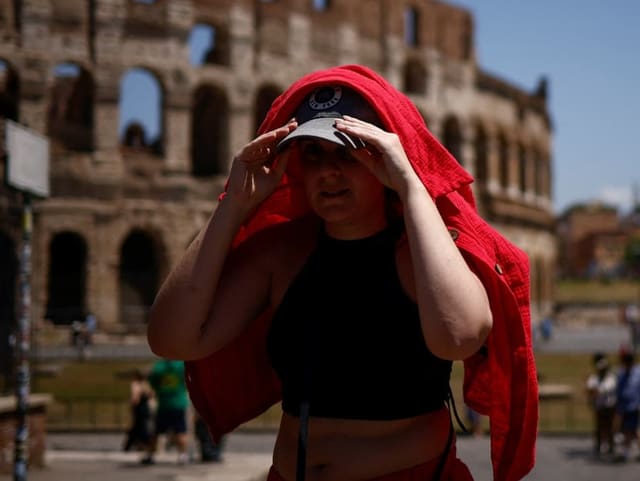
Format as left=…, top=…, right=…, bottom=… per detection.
left=0, top=0, right=556, bottom=331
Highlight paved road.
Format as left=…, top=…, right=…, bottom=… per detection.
left=535, top=324, right=631, bottom=354
left=33, top=324, right=634, bottom=362
left=24, top=431, right=640, bottom=481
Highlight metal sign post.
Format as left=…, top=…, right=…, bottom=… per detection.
left=13, top=193, right=32, bottom=481
left=5, top=120, right=49, bottom=481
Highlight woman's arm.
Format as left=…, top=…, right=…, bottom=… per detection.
left=147, top=121, right=297, bottom=360
left=398, top=181, right=493, bottom=360
left=336, top=116, right=492, bottom=360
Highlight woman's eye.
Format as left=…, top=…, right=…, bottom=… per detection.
left=339, top=149, right=358, bottom=164
left=301, top=143, right=324, bottom=163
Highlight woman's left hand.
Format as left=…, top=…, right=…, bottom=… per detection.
left=335, top=115, right=421, bottom=196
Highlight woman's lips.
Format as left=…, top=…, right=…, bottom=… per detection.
left=320, top=188, right=349, bottom=198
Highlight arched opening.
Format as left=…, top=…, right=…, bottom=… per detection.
left=254, top=84, right=282, bottom=134
left=403, top=7, right=420, bottom=47
left=48, top=63, right=95, bottom=151
left=498, top=134, right=509, bottom=191
left=119, top=68, right=164, bottom=156
left=442, top=116, right=463, bottom=165
left=46, top=232, right=87, bottom=325
left=313, top=0, right=331, bottom=11
left=403, top=59, right=427, bottom=95
left=0, top=59, right=20, bottom=122
left=518, top=144, right=527, bottom=194
left=189, top=23, right=230, bottom=66
left=191, top=84, right=229, bottom=177
left=474, top=125, right=488, bottom=184
left=0, top=231, right=17, bottom=393
left=119, top=230, right=159, bottom=328
left=533, top=148, right=543, bottom=196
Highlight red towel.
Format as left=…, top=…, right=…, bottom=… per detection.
left=185, top=64, right=537, bottom=481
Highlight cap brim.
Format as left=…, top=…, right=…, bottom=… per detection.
left=277, top=117, right=365, bottom=151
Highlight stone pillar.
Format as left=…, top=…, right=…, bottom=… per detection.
left=289, top=13, right=310, bottom=64
left=229, top=4, right=255, bottom=74
left=92, top=216, right=122, bottom=331
left=164, top=84, right=191, bottom=174
left=337, top=24, right=358, bottom=65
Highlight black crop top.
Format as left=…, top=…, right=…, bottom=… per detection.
left=266, top=223, right=452, bottom=420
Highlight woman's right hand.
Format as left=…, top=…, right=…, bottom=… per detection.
left=225, top=119, right=298, bottom=212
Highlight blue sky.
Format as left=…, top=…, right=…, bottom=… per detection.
left=113, top=2, right=640, bottom=215
left=450, top=0, right=640, bottom=214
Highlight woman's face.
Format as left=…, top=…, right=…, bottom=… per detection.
left=297, top=139, right=386, bottom=230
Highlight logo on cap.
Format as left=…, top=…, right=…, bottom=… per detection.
left=308, top=86, right=342, bottom=111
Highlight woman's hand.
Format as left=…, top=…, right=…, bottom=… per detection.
left=335, top=116, right=420, bottom=197
left=226, top=119, right=298, bottom=212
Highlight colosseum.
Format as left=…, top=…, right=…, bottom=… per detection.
left=0, top=0, right=555, bottom=346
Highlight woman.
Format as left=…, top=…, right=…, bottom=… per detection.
left=147, top=65, right=537, bottom=481
left=123, top=369, right=153, bottom=453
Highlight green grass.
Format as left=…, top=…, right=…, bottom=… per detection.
left=33, top=354, right=602, bottom=433
left=555, top=279, right=640, bottom=304
left=33, top=360, right=153, bottom=431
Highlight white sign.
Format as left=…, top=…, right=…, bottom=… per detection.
left=5, top=120, right=50, bottom=197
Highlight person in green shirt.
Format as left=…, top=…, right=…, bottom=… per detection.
left=142, top=359, right=189, bottom=465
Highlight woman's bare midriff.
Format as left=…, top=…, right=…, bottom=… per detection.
left=272, top=406, right=451, bottom=481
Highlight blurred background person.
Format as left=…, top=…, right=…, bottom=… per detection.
left=614, top=347, right=640, bottom=462
left=142, top=359, right=190, bottom=465
left=585, top=352, right=617, bottom=458
left=123, top=368, right=154, bottom=453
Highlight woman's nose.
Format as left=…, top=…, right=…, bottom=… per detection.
left=316, top=157, right=342, bottom=175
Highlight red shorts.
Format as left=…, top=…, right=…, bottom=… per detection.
left=266, top=441, right=474, bottom=481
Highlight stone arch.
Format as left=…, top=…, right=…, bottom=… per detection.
left=403, top=6, right=420, bottom=47
left=442, top=116, right=463, bottom=165
left=0, top=58, right=20, bottom=122
left=254, top=83, right=282, bottom=135
left=0, top=230, right=17, bottom=390
left=118, top=229, right=161, bottom=328
left=119, top=67, right=165, bottom=156
left=403, top=58, right=427, bottom=95
left=191, top=83, right=229, bottom=177
left=497, top=132, right=509, bottom=191
left=517, top=142, right=527, bottom=194
left=46, top=231, right=88, bottom=325
left=312, top=0, right=331, bottom=11
left=189, top=23, right=230, bottom=67
left=532, top=146, right=543, bottom=196
left=47, top=62, right=95, bottom=151
left=473, top=124, right=488, bottom=184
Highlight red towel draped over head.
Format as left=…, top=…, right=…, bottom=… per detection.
left=184, top=64, right=538, bottom=481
